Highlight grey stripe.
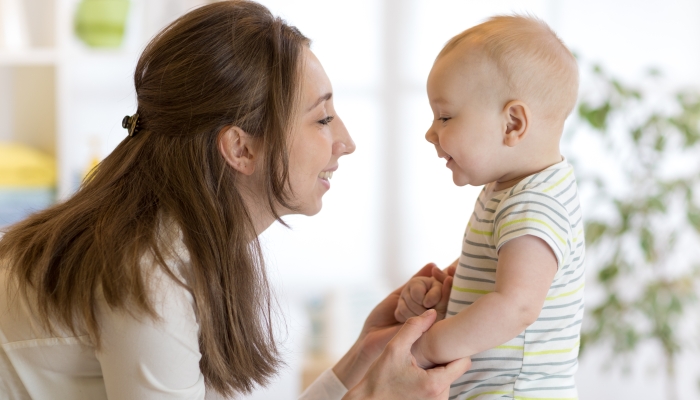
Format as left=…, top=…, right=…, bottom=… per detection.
left=537, top=313, right=578, bottom=322
left=522, top=358, right=578, bottom=367
left=499, top=226, right=566, bottom=260
left=541, top=299, right=582, bottom=310
left=543, top=169, right=561, bottom=182
left=477, top=197, right=496, bottom=213
left=447, top=311, right=458, bottom=316
left=462, top=252, right=499, bottom=261
left=472, top=357, right=522, bottom=362
left=463, top=367, right=521, bottom=374
left=494, top=192, right=568, bottom=225
left=520, top=368, right=577, bottom=376
left=550, top=270, right=584, bottom=288
left=491, top=198, right=501, bottom=203
left=524, top=334, right=579, bottom=345
left=459, top=262, right=496, bottom=273
left=450, top=374, right=518, bottom=387
left=561, top=257, right=585, bottom=272
left=522, top=173, right=540, bottom=190
left=465, top=239, right=496, bottom=249
left=473, top=215, right=495, bottom=223
left=517, top=385, right=576, bottom=392
left=553, top=179, right=575, bottom=198
left=562, top=190, right=578, bottom=206
left=572, top=216, right=582, bottom=228
left=527, top=319, right=582, bottom=333
left=456, top=274, right=495, bottom=284
left=497, top=208, right=568, bottom=233
left=518, top=374, right=574, bottom=382
left=449, top=298, right=473, bottom=305
left=568, top=204, right=580, bottom=216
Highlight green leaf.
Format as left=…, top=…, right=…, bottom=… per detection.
left=598, top=263, right=619, bottom=283
left=640, top=226, right=655, bottom=262
left=689, top=209, right=700, bottom=233
left=632, top=128, right=643, bottom=143
left=654, top=134, right=666, bottom=151
left=585, top=221, right=608, bottom=245
left=579, top=102, right=611, bottom=130
left=645, top=196, right=666, bottom=213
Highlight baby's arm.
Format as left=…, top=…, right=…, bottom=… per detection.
left=412, top=235, right=557, bottom=368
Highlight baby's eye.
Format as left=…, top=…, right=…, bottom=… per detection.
left=438, top=117, right=451, bottom=123
left=318, top=115, right=335, bottom=125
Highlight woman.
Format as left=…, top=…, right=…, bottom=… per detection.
left=0, top=2, right=470, bottom=399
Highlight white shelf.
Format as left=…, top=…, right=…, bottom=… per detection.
left=0, top=49, right=57, bottom=66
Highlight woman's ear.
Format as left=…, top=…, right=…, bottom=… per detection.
left=218, top=126, right=258, bottom=175
left=503, top=100, right=530, bottom=147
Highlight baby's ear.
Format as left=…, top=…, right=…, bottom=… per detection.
left=218, top=126, right=258, bottom=175
left=503, top=100, right=530, bottom=147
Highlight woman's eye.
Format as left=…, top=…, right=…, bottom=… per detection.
left=318, top=115, right=335, bottom=125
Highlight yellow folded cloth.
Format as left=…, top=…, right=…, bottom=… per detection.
left=0, top=143, right=56, bottom=188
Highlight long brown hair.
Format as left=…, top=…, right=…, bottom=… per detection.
left=0, top=1, right=309, bottom=395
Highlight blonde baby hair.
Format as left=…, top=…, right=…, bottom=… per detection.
left=439, top=14, right=579, bottom=121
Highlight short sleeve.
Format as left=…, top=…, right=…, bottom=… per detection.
left=494, top=192, right=571, bottom=269
left=298, top=369, right=348, bottom=400
left=95, top=264, right=207, bottom=400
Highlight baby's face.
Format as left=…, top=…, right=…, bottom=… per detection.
left=425, top=46, right=507, bottom=187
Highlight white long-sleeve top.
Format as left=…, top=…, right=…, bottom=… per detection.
left=0, top=235, right=348, bottom=400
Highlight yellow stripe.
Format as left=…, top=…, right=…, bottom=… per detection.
left=452, top=286, right=491, bottom=295
left=470, top=228, right=493, bottom=236
left=546, top=283, right=585, bottom=301
left=466, top=391, right=511, bottom=400
left=498, top=218, right=566, bottom=245
left=495, top=345, right=524, bottom=350
left=542, top=170, right=573, bottom=193
left=524, top=341, right=580, bottom=356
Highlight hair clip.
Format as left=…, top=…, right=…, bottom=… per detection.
left=122, top=113, right=141, bottom=137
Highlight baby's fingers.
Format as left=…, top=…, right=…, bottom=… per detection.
left=422, top=279, right=442, bottom=308
left=435, top=276, right=453, bottom=320
left=395, top=297, right=426, bottom=323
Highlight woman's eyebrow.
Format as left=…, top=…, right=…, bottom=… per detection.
left=307, top=92, right=333, bottom=111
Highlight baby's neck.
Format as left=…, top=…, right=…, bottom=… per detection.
left=491, top=152, right=563, bottom=192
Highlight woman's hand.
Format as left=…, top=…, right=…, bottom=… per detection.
left=342, top=309, right=471, bottom=400
left=332, top=262, right=456, bottom=390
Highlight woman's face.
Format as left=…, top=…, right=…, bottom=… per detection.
left=285, top=48, right=356, bottom=216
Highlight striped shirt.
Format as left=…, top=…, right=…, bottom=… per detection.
left=447, top=159, right=585, bottom=400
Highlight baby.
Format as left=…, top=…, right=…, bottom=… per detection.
left=395, top=15, right=585, bottom=399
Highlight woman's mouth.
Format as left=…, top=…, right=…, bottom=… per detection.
left=318, top=170, right=334, bottom=180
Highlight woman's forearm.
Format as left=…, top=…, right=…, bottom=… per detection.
left=332, top=339, right=372, bottom=390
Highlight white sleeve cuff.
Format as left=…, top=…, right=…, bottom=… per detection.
left=298, top=368, right=348, bottom=400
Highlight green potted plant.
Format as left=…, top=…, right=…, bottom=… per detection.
left=572, top=64, right=700, bottom=400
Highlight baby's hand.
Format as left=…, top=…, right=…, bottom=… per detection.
left=394, top=265, right=454, bottom=323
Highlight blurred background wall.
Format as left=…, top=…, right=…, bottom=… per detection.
left=1, top=0, right=699, bottom=399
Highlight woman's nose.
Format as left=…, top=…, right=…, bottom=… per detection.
left=333, top=118, right=356, bottom=156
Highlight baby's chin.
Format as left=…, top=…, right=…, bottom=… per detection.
left=452, top=174, right=472, bottom=187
